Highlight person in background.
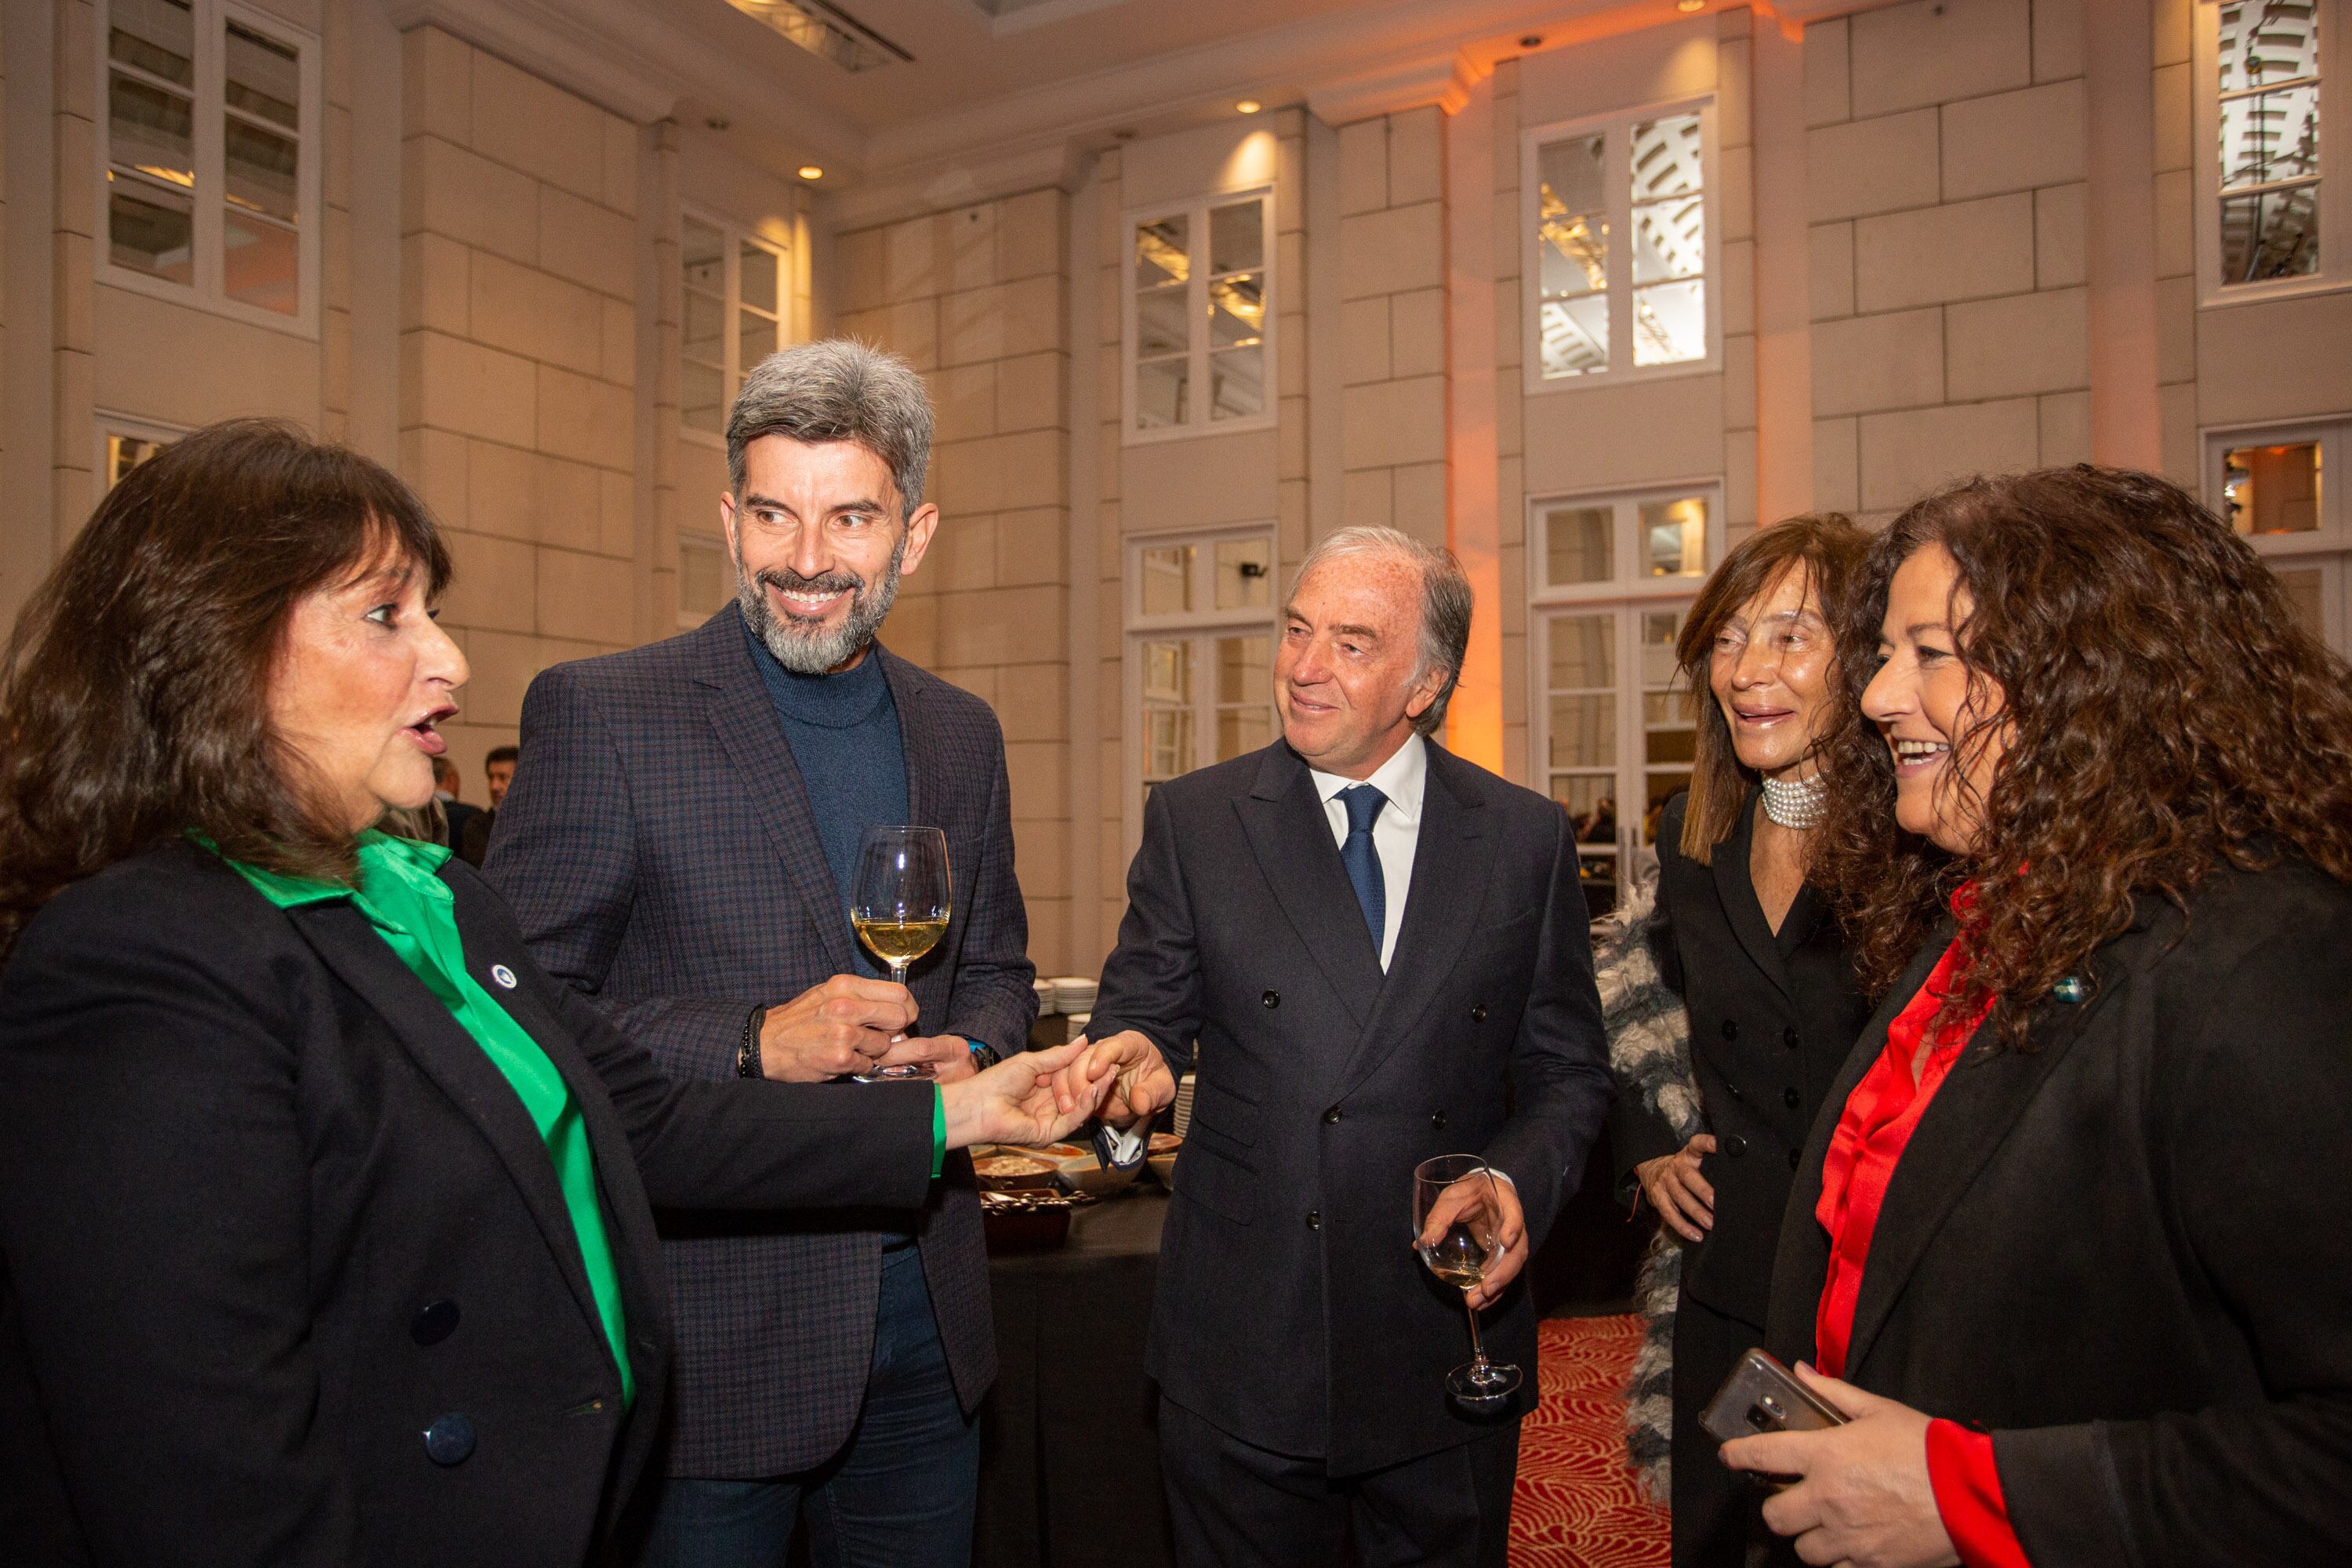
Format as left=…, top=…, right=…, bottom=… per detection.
left=1071, top=526, right=1613, bottom=1568
left=486, top=342, right=1033, bottom=1567
left=434, top=754, right=483, bottom=858
left=1609, top=515, right=1873, bottom=1565
left=1722, top=466, right=2352, bottom=1566
left=458, top=744, right=515, bottom=867
left=0, top=419, right=1108, bottom=1566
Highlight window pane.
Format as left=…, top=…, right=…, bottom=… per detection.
left=739, top=241, right=780, bottom=314
left=1137, top=289, right=1189, bottom=358
left=1630, top=114, right=1703, bottom=201
left=1536, top=135, right=1607, bottom=307
left=681, top=360, right=725, bottom=436
left=108, top=180, right=194, bottom=282
left=1209, top=346, right=1265, bottom=421
left=2220, top=84, right=2321, bottom=187
left=682, top=219, right=724, bottom=292
left=1139, top=546, right=1195, bottom=616
left=111, top=0, right=194, bottom=86
left=1145, top=708, right=1195, bottom=780
left=106, top=431, right=172, bottom=488
left=1646, top=728, right=1697, bottom=765
left=684, top=289, right=724, bottom=365
left=1551, top=776, right=1617, bottom=844
left=1548, top=612, right=1613, bottom=689
left=1640, top=609, right=1685, bottom=687
left=2221, top=186, right=2321, bottom=282
left=1136, top=358, right=1189, bottom=428
left=1210, top=200, right=1263, bottom=274
left=1209, top=274, right=1264, bottom=347
left=2219, top=0, right=2321, bottom=96
left=225, top=119, right=299, bottom=224
left=2273, top=565, right=2327, bottom=642
left=1136, top=214, right=1189, bottom=288
left=1544, top=504, right=1613, bottom=585
left=1538, top=296, right=1610, bottom=379
left=1633, top=195, right=1704, bottom=284
left=2223, top=441, right=2323, bottom=533
left=1548, top=694, right=1614, bottom=767
left=1633, top=279, right=1708, bottom=366
left=1538, top=133, right=1607, bottom=220
left=225, top=22, right=299, bottom=129
left=739, top=310, right=778, bottom=376
left=1215, top=634, right=1269, bottom=703
left=1214, top=538, right=1272, bottom=610
left=1142, top=637, right=1194, bottom=701
left=111, top=74, right=194, bottom=187
left=1641, top=496, right=1709, bottom=577
left=1217, top=706, right=1272, bottom=761
left=223, top=210, right=296, bottom=314
left=1642, top=771, right=1692, bottom=843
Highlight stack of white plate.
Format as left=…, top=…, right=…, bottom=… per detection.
left=1050, top=977, right=1098, bottom=1015
left=1031, top=978, right=1058, bottom=1013
left=1172, top=1073, right=1196, bottom=1138
left=1065, top=1011, right=1091, bottom=1043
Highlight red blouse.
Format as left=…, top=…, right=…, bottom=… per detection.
left=1811, top=915, right=2029, bottom=1568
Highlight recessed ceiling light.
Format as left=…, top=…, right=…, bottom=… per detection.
left=1519, top=33, right=1542, bottom=47
left=1236, top=99, right=1262, bottom=114
left=1677, top=0, right=1704, bottom=10
left=797, top=165, right=824, bottom=180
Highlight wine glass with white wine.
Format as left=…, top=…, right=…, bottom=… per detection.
left=1412, top=1153, right=1523, bottom=1411
left=848, top=825, right=950, bottom=1083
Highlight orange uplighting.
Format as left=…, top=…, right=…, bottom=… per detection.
left=1678, top=0, right=1704, bottom=10
left=1236, top=99, right=1262, bottom=114
left=797, top=165, right=824, bottom=180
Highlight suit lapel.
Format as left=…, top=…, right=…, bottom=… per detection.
left=1328, top=750, right=1497, bottom=1102
left=1712, top=791, right=1795, bottom=1002
left=694, top=607, right=856, bottom=976
left=1236, top=745, right=1385, bottom=1029
left=1838, top=942, right=2124, bottom=1377
left=285, top=901, right=606, bottom=1336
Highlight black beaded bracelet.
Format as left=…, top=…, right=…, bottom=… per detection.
left=737, top=1007, right=765, bottom=1080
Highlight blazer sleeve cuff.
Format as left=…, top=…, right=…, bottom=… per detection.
left=1989, top=1422, right=2135, bottom=1568
left=1926, top=1421, right=2031, bottom=1568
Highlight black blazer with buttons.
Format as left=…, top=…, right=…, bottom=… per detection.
left=1087, top=739, right=1613, bottom=1475
left=0, top=840, right=935, bottom=1567
left=1612, top=790, right=1870, bottom=1329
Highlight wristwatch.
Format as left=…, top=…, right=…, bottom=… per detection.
left=737, top=1007, right=766, bottom=1080
left=967, top=1038, right=1001, bottom=1072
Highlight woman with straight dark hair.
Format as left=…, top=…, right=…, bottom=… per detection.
left=0, top=420, right=1109, bottom=1566
left=1609, top=514, right=1873, bottom=1564
left=1722, top=466, right=2352, bottom=1567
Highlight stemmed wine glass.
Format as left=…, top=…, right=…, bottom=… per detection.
left=848, top=826, right=950, bottom=1083
left=1413, top=1154, right=1523, bottom=1410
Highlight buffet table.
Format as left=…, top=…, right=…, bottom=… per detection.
left=977, top=1185, right=1175, bottom=1568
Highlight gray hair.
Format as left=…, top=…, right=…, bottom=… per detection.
left=1290, top=526, right=1473, bottom=735
left=725, top=339, right=933, bottom=513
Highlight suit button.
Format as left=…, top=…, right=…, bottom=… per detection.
left=412, top=1300, right=460, bottom=1347
left=1720, top=1018, right=1739, bottom=1040
left=1788, top=1149, right=1802, bottom=1171
left=1470, top=1004, right=1489, bottom=1023
left=1432, top=1112, right=1447, bottom=1131
left=1306, top=1209, right=1321, bottom=1230
left=422, top=1413, right=477, bottom=1466
left=1724, top=1082, right=1744, bottom=1102
left=1722, top=1134, right=1748, bottom=1157
left=1783, top=1025, right=1800, bottom=1051
left=1323, top=1107, right=1341, bottom=1125
left=1784, top=1087, right=1801, bottom=1110
left=1263, top=990, right=1280, bottom=1009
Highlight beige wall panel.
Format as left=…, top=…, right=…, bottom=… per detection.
left=1521, top=375, right=1727, bottom=492
left=1940, top=80, right=2086, bottom=201
left=931, top=363, right=997, bottom=445
left=537, top=549, right=638, bottom=644
left=678, top=134, right=801, bottom=248
left=1338, top=203, right=1444, bottom=300
left=401, top=27, right=472, bottom=147
left=2034, top=183, right=2089, bottom=289
left=1340, top=375, right=1446, bottom=470
left=2034, top=0, right=2086, bottom=81
left=996, top=506, right=1069, bottom=587
left=91, top=288, right=322, bottom=429
left=2195, top=294, right=2352, bottom=426
left=2038, top=390, right=2092, bottom=465
left=441, top=529, right=539, bottom=633
left=1945, top=286, right=2089, bottom=400
left=470, top=251, right=604, bottom=376
left=1849, top=0, right=2032, bottom=119
left=1122, top=122, right=1283, bottom=210
left=470, top=51, right=609, bottom=207
left=535, top=364, right=631, bottom=469
left=1519, top=16, right=1718, bottom=126
left=403, top=136, right=539, bottom=266
left=1806, top=109, right=1940, bottom=222
left=1856, top=396, right=2038, bottom=510
left=1853, top=192, right=2035, bottom=310
left=1339, top=467, right=1394, bottom=530
left=1342, top=296, right=1392, bottom=385
left=1000, top=188, right=1065, bottom=282
left=1121, top=430, right=1279, bottom=532
left=1388, top=107, right=1443, bottom=207
left=1389, top=289, right=1446, bottom=379
left=1810, top=222, right=1856, bottom=320
left=404, top=231, right=470, bottom=336
left=536, top=187, right=635, bottom=301
left=1813, top=415, right=1861, bottom=513
left=2151, top=169, right=2193, bottom=278
left=2153, top=274, right=2196, bottom=385
left=1803, top=17, right=1851, bottom=128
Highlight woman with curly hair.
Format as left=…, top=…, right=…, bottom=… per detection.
left=1715, top=465, right=2352, bottom=1566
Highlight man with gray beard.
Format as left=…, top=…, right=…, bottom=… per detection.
left=483, top=340, right=1037, bottom=1566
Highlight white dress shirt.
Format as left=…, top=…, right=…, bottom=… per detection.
left=1306, top=731, right=1426, bottom=971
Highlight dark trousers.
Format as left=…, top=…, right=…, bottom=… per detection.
left=1159, top=1397, right=1519, bottom=1568
left=630, top=1247, right=979, bottom=1568
left=1669, top=1292, right=1761, bottom=1568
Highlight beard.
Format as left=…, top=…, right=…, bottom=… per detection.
left=735, top=539, right=906, bottom=675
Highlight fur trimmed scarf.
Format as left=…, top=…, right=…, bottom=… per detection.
left=1592, top=869, right=1703, bottom=1504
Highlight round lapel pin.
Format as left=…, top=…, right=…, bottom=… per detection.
left=491, top=964, right=518, bottom=990
left=2052, top=975, right=2087, bottom=1004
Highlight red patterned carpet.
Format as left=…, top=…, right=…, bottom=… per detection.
left=1511, top=1315, right=1671, bottom=1568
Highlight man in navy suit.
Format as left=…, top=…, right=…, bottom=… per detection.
left=485, top=341, right=1034, bottom=1566
left=1073, top=528, right=1612, bottom=1567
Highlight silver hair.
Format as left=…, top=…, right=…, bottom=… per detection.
left=725, top=339, right=933, bottom=513
left=1289, top=526, right=1473, bottom=735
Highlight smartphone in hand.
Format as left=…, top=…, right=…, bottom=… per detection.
left=1700, top=1348, right=1849, bottom=1445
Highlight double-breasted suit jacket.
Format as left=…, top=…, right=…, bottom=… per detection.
left=485, top=604, right=1036, bottom=1478
left=0, top=842, right=935, bottom=1566
left=1087, top=739, right=1614, bottom=1475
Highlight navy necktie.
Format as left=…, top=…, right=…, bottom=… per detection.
left=1338, top=784, right=1388, bottom=955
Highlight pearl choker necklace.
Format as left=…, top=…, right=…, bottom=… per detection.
left=1760, top=772, right=1828, bottom=829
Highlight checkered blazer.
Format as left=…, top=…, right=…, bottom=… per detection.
left=482, top=604, right=1036, bottom=1478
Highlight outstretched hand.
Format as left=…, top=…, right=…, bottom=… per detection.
left=1042, top=1029, right=1178, bottom=1128
left=939, top=1040, right=1113, bottom=1149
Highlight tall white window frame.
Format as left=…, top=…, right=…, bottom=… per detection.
left=1122, top=188, right=1278, bottom=444
left=1526, top=481, right=1724, bottom=910
left=92, top=411, right=188, bottom=503
left=2195, top=0, right=2348, bottom=305
left=680, top=210, right=791, bottom=445
left=2203, top=419, right=2352, bottom=649
left=96, top=0, right=322, bottom=336
left=1122, top=525, right=1280, bottom=845
left=1521, top=97, right=1720, bottom=396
